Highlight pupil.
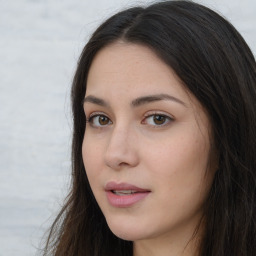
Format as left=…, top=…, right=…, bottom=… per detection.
left=99, top=116, right=108, bottom=125
left=154, top=115, right=165, bottom=124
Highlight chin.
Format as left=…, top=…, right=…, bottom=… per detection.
left=110, top=228, right=146, bottom=241
left=106, top=217, right=148, bottom=241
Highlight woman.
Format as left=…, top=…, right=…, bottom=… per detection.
left=43, top=1, right=256, bottom=255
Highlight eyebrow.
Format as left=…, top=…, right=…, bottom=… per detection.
left=83, top=95, right=109, bottom=107
left=131, top=94, right=187, bottom=107
left=83, top=93, right=187, bottom=108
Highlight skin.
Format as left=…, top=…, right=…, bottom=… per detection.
left=82, top=41, right=216, bottom=256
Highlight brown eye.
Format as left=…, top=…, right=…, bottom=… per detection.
left=98, top=116, right=110, bottom=125
left=144, top=114, right=173, bottom=126
left=153, top=115, right=166, bottom=125
left=88, top=114, right=112, bottom=127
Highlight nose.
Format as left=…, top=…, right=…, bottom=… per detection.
left=104, top=125, right=139, bottom=170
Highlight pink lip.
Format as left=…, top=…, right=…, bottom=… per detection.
left=105, top=182, right=151, bottom=208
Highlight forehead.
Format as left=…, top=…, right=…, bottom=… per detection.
left=86, top=41, right=196, bottom=109
left=87, top=42, right=184, bottom=94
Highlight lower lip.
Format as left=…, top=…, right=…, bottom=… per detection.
left=106, top=191, right=150, bottom=208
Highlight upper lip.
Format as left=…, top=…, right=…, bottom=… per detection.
left=105, top=182, right=150, bottom=192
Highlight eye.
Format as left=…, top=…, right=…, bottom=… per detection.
left=87, top=114, right=112, bottom=127
left=143, top=114, right=173, bottom=126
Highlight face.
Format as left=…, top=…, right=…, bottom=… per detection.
left=82, top=42, right=216, bottom=243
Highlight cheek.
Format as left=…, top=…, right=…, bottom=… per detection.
left=145, top=136, right=213, bottom=221
left=82, top=135, right=103, bottom=179
left=146, top=136, right=209, bottom=172
left=143, top=128, right=212, bottom=196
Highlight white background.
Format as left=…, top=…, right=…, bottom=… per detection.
left=0, top=0, right=255, bottom=255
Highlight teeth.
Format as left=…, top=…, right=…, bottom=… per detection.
left=112, top=190, right=136, bottom=195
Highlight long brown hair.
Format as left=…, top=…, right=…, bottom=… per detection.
left=42, top=1, right=256, bottom=255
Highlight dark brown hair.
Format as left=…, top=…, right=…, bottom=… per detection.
left=42, top=1, right=256, bottom=255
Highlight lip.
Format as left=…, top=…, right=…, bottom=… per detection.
left=105, top=182, right=151, bottom=208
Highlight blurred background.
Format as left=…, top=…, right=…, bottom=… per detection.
left=0, top=0, right=255, bottom=255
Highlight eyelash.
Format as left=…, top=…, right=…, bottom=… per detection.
left=142, top=112, right=174, bottom=127
left=86, top=112, right=174, bottom=128
left=86, top=112, right=112, bottom=128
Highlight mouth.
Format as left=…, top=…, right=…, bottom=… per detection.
left=105, top=182, right=151, bottom=207
left=111, top=190, right=139, bottom=195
